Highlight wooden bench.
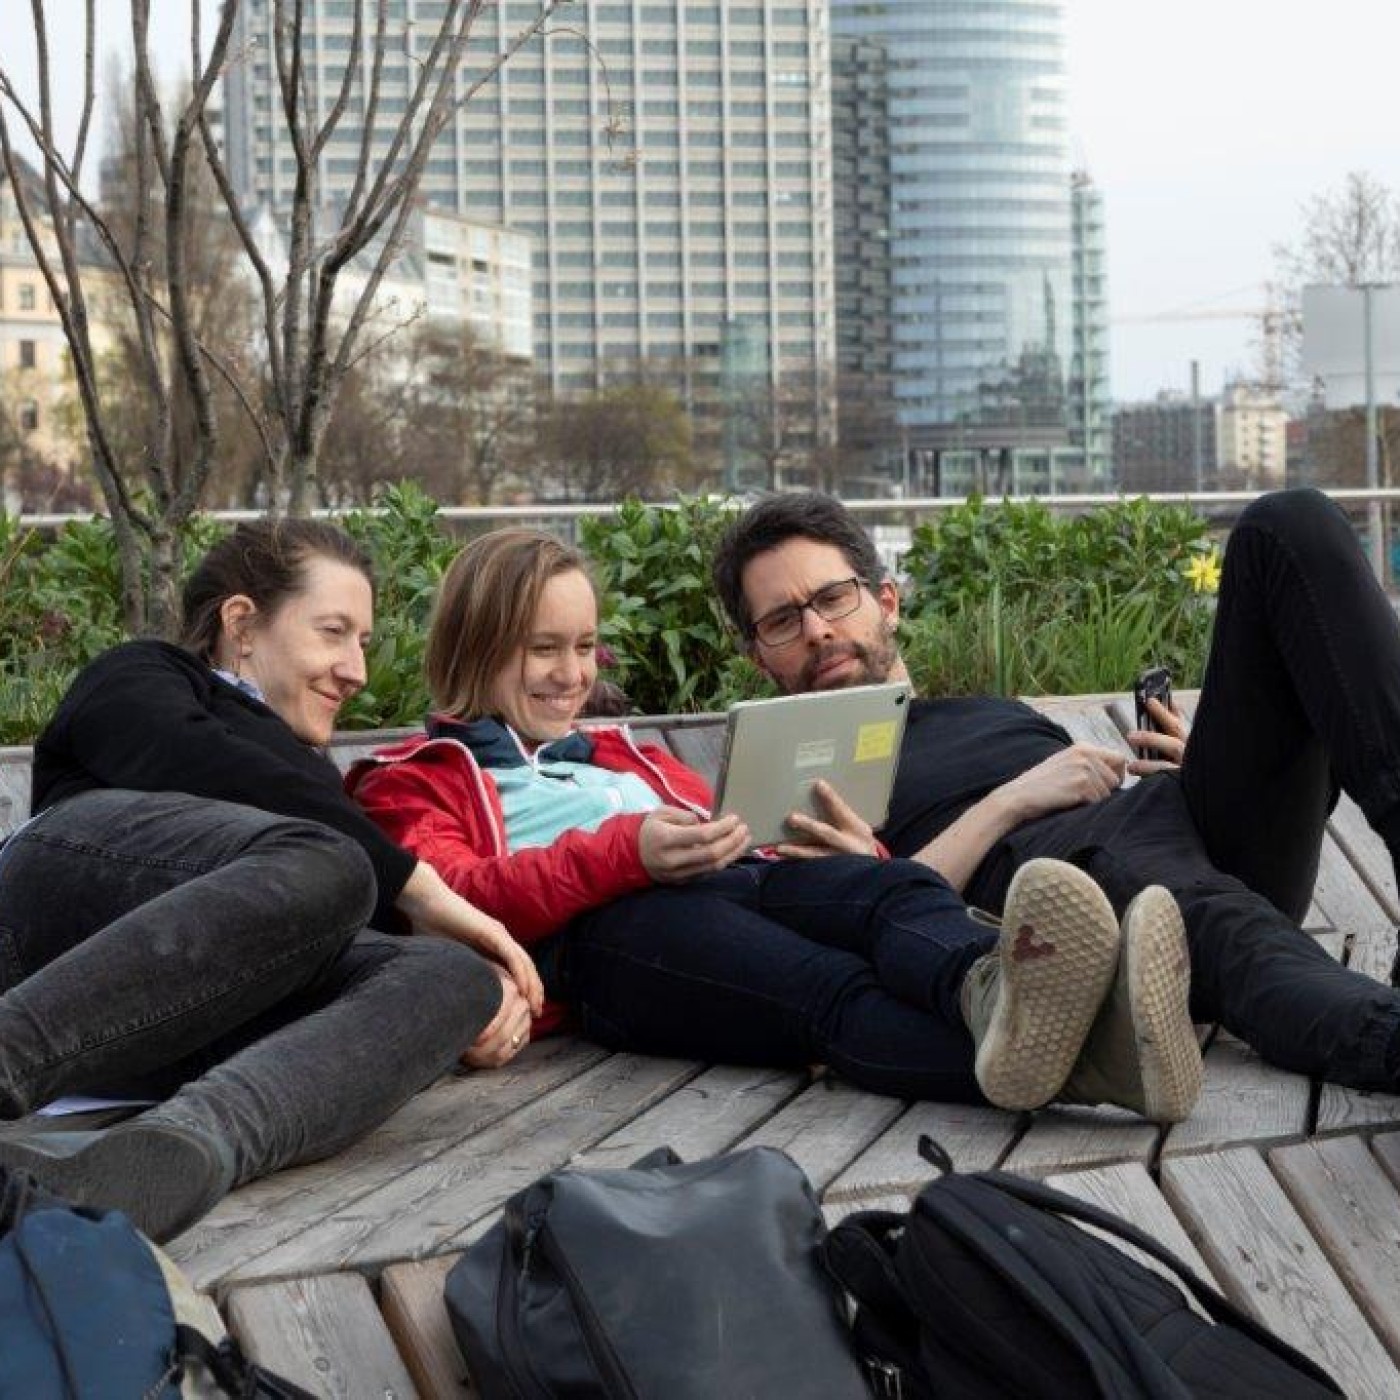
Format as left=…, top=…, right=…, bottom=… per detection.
left=8, top=701, right=1400, bottom=1397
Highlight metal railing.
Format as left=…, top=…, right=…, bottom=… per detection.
left=18, top=485, right=1400, bottom=534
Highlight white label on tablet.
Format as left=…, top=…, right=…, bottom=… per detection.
left=794, top=739, right=837, bottom=770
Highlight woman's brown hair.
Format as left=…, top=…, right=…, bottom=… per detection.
left=427, top=528, right=594, bottom=718
left=180, top=519, right=373, bottom=660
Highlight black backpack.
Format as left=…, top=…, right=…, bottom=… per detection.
left=446, top=1145, right=871, bottom=1400
left=823, top=1138, right=1344, bottom=1400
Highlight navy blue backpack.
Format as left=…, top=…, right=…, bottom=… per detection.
left=0, top=1168, right=310, bottom=1399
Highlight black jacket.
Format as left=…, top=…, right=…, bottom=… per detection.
left=32, top=640, right=415, bottom=930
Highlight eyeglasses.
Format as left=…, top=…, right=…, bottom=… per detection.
left=750, top=577, right=865, bottom=648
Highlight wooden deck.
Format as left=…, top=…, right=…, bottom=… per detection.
left=7, top=696, right=1400, bottom=1395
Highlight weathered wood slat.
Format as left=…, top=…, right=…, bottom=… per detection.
left=173, top=1038, right=606, bottom=1291
left=1024, top=696, right=1132, bottom=754
left=1003, top=1105, right=1158, bottom=1175
left=227, top=1054, right=702, bottom=1285
left=1317, top=929, right=1400, bottom=1133
left=1269, top=1135, right=1400, bottom=1365
left=1160, top=1034, right=1310, bottom=1158
left=380, top=1255, right=473, bottom=1400
left=735, top=1076, right=907, bottom=1192
left=1044, top=1159, right=1218, bottom=1283
left=824, top=1100, right=1021, bottom=1206
left=570, top=1063, right=806, bottom=1172
left=0, top=751, right=30, bottom=837
left=662, top=722, right=728, bottom=788
left=1328, top=794, right=1400, bottom=922
left=1370, top=1131, right=1400, bottom=1194
left=1161, top=1147, right=1398, bottom=1397
left=226, top=1272, right=419, bottom=1399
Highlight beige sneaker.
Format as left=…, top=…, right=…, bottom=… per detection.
left=960, top=858, right=1121, bottom=1111
left=1059, top=885, right=1202, bottom=1123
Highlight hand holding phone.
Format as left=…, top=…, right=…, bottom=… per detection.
left=1132, top=666, right=1173, bottom=761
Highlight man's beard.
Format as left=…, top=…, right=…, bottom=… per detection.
left=798, top=624, right=899, bottom=691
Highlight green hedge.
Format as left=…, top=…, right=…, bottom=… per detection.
left=0, top=490, right=1221, bottom=745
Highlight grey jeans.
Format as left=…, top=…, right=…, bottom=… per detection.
left=0, top=790, right=502, bottom=1185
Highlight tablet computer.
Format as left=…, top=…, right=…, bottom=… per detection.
left=712, top=682, right=910, bottom=847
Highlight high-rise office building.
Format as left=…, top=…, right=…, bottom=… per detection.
left=831, top=0, right=1092, bottom=493
left=223, top=0, right=837, bottom=484
left=1068, top=170, right=1111, bottom=487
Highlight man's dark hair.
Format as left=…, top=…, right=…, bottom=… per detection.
left=712, top=492, right=885, bottom=637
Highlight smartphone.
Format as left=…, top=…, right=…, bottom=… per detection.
left=1132, top=666, right=1172, bottom=760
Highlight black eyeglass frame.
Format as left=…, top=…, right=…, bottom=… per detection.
left=749, top=575, right=867, bottom=649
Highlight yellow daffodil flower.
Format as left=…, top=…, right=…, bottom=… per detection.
left=1184, top=550, right=1222, bottom=595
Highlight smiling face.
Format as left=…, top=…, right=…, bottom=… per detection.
left=488, top=567, right=599, bottom=746
left=740, top=537, right=908, bottom=694
left=224, top=556, right=374, bottom=745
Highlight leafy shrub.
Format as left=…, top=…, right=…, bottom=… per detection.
left=0, top=490, right=1221, bottom=746
left=899, top=496, right=1217, bottom=696
left=337, top=481, right=463, bottom=730
left=581, top=496, right=773, bottom=715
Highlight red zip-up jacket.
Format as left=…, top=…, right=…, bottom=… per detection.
left=347, top=723, right=713, bottom=1035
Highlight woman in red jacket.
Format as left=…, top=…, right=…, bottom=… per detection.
left=350, top=528, right=1180, bottom=1110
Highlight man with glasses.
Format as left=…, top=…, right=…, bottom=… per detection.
left=711, top=490, right=1400, bottom=1101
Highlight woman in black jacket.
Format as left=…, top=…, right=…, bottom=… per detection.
left=0, top=519, right=540, bottom=1241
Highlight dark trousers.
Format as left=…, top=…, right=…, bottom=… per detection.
left=553, top=855, right=996, bottom=1102
left=974, top=489, right=1400, bottom=1090
left=0, top=790, right=503, bottom=1184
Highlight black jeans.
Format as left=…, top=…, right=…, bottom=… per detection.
left=0, top=790, right=503, bottom=1185
left=553, top=854, right=997, bottom=1102
left=973, top=489, right=1400, bottom=1090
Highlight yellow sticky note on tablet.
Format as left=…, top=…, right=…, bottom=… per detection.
left=854, top=721, right=897, bottom=763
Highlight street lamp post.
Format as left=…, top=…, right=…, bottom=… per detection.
left=1364, top=284, right=1387, bottom=584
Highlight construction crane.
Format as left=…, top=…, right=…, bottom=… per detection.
left=1113, top=283, right=1291, bottom=390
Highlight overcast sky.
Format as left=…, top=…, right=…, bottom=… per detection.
left=1066, top=0, right=1400, bottom=399
left=14, top=2, right=1400, bottom=403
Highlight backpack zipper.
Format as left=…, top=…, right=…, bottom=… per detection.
left=535, top=1218, right=641, bottom=1400
left=497, top=1211, right=554, bottom=1400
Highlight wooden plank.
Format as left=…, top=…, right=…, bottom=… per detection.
left=226, top=1272, right=419, bottom=1400
left=1161, top=1146, right=1398, bottom=1397
left=225, top=1054, right=703, bottom=1285
left=1309, top=831, right=1395, bottom=939
left=1160, top=1034, right=1310, bottom=1158
left=0, top=751, right=31, bottom=836
left=1372, top=1132, right=1400, bottom=1194
left=173, top=1037, right=606, bottom=1291
left=1044, top=1160, right=1218, bottom=1283
left=1317, top=928, right=1400, bottom=1133
left=1003, top=1104, right=1158, bottom=1176
left=1328, top=794, right=1400, bottom=922
left=822, top=1193, right=915, bottom=1227
left=824, top=1100, right=1021, bottom=1207
left=1270, top=1135, right=1400, bottom=1364
left=663, top=722, right=727, bottom=788
left=570, top=1063, right=805, bottom=1171
left=1024, top=696, right=1132, bottom=755
left=381, top=1255, right=473, bottom=1400
left=735, top=1077, right=907, bottom=1192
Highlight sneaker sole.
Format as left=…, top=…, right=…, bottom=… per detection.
left=1121, top=886, right=1202, bottom=1123
left=0, top=1122, right=232, bottom=1242
left=976, top=859, right=1121, bottom=1111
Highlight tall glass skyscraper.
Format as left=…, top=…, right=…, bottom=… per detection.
left=831, top=0, right=1098, bottom=491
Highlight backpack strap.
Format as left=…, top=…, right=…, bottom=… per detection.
left=968, top=1170, right=1343, bottom=1394
left=174, top=1325, right=319, bottom=1400
left=922, top=1177, right=1190, bottom=1399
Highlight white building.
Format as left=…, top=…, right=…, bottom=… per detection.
left=222, top=0, right=837, bottom=473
